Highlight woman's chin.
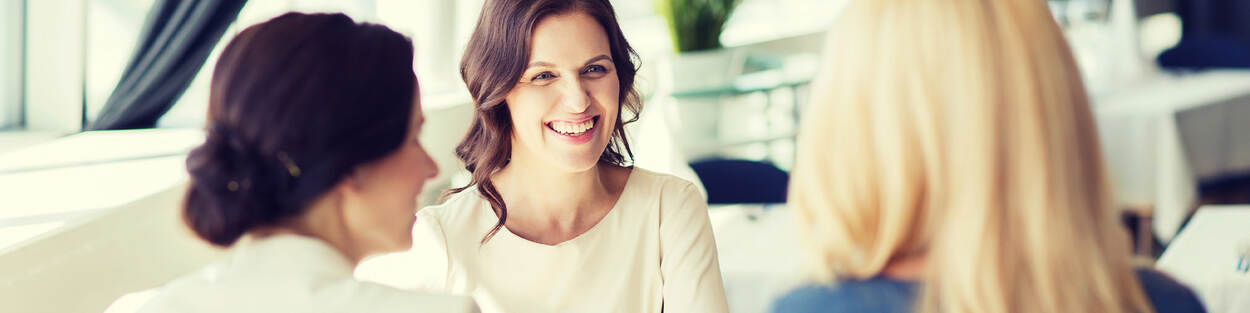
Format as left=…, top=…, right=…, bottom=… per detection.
left=546, top=153, right=604, bottom=173
left=536, top=140, right=610, bottom=172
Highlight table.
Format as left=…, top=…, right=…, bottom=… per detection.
left=1093, top=70, right=1250, bottom=243
left=710, top=204, right=804, bottom=313
left=1155, top=205, right=1250, bottom=313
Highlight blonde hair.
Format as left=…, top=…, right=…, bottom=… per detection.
left=789, top=0, right=1155, bottom=312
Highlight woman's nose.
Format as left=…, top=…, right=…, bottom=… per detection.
left=558, top=79, right=591, bottom=113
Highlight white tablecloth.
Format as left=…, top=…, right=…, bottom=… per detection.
left=1155, top=206, right=1250, bottom=313
left=1094, top=70, right=1250, bottom=243
left=710, top=205, right=804, bottom=313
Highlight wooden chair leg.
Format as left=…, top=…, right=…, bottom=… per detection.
left=1136, top=213, right=1152, bottom=257
left=1122, top=204, right=1154, bottom=257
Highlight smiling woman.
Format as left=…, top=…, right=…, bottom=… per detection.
left=450, top=0, right=642, bottom=244
left=360, top=1, right=730, bottom=313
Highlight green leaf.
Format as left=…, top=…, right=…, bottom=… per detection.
left=655, top=0, right=741, bottom=53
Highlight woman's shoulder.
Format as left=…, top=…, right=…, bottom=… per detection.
left=1135, top=268, right=1206, bottom=313
left=618, top=167, right=708, bottom=224
left=419, top=187, right=489, bottom=225
left=769, top=270, right=1204, bottom=313
left=143, top=277, right=478, bottom=313
left=770, top=278, right=918, bottom=313
left=575, top=167, right=710, bottom=240
left=348, top=283, right=480, bottom=313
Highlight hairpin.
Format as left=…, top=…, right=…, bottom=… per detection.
left=276, top=151, right=302, bottom=178
left=226, top=178, right=252, bottom=192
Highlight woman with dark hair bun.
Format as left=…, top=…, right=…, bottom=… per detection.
left=138, top=12, right=478, bottom=313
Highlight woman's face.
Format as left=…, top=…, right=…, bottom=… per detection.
left=342, top=94, right=438, bottom=255
left=504, top=11, right=620, bottom=173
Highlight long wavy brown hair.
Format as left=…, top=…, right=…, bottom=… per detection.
left=450, top=0, right=641, bottom=244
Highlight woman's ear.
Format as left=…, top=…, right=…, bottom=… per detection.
left=337, top=166, right=372, bottom=198
left=332, top=170, right=368, bottom=224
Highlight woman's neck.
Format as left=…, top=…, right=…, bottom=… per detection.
left=252, top=194, right=367, bottom=267
left=492, top=154, right=626, bottom=244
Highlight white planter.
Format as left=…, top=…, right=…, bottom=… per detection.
left=656, top=48, right=744, bottom=93
left=653, top=48, right=746, bottom=160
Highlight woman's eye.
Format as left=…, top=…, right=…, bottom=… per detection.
left=584, top=65, right=607, bottom=74
left=533, top=72, right=555, bottom=80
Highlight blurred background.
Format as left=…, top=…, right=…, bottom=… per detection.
left=1, top=0, right=1248, bottom=312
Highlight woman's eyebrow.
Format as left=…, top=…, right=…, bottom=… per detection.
left=524, top=55, right=611, bottom=70
left=583, top=55, right=611, bottom=66
left=526, top=61, right=556, bottom=68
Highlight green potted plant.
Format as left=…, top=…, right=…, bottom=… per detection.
left=652, top=0, right=744, bottom=157
left=653, top=0, right=744, bottom=94
left=655, top=0, right=740, bottom=53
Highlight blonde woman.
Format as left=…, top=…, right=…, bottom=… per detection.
left=770, top=0, right=1204, bottom=313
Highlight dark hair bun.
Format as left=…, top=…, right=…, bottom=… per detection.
left=183, top=129, right=301, bottom=246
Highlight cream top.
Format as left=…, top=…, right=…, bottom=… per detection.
left=360, top=168, right=728, bottom=313
left=141, top=234, right=478, bottom=313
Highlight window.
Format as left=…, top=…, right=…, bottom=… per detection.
left=85, top=0, right=158, bottom=124
left=86, top=0, right=847, bottom=129
left=86, top=0, right=397, bottom=128
left=161, top=0, right=377, bottom=127
left=161, top=0, right=454, bottom=127
left=0, top=0, right=24, bottom=130
left=720, top=0, right=844, bottom=47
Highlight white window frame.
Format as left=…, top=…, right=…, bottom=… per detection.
left=23, top=0, right=87, bottom=134
left=0, top=0, right=26, bottom=131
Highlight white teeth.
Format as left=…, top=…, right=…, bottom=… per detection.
left=550, top=118, right=595, bottom=135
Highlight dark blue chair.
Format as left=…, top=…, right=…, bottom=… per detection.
left=1158, top=34, right=1250, bottom=69
left=689, top=158, right=789, bottom=204
left=1157, top=0, right=1250, bottom=69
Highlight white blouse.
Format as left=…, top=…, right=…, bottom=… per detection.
left=139, top=234, right=478, bottom=313
left=359, top=168, right=729, bottom=313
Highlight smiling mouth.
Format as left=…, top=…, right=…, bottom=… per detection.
left=546, top=116, right=599, bottom=137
